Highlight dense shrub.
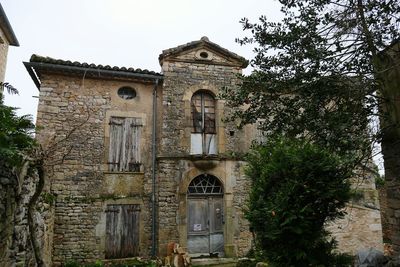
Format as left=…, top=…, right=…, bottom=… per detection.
left=245, top=137, right=353, bottom=266
left=0, top=92, right=35, bottom=165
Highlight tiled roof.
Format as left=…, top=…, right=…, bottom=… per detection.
left=159, top=36, right=248, bottom=68
left=30, top=54, right=162, bottom=76
left=25, top=55, right=162, bottom=90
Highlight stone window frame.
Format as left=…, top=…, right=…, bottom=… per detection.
left=191, top=90, right=217, bottom=134
left=185, top=87, right=224, bottom=155
left=117, top=86, right=137, bottom=100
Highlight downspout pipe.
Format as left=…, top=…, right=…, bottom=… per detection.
left=151, top=79, right=159, bottom=257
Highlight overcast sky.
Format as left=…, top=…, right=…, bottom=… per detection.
left=2, top=0, right=283, bottom=118
left=1, top=0, right=385, bottom=173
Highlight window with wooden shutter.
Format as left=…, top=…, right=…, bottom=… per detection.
left=191, top=91, right=217, bottom=155
left=105, top=204, right=140, bottom=259
left=108, top=117, right=142, bottom=172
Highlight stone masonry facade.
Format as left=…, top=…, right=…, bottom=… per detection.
left=0, top=3, right=19, bottom=84
left=0, top=27, right=9, bottom=83
left=25, top=37, right=383, bottom=265
left=34, top=74, right=157, bottom=265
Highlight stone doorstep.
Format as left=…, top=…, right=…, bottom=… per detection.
left=191, top=258, right=238, bottom=267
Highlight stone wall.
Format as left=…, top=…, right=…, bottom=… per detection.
left=160, top=59, right=247, bottom=157
left=231, top=161, right=253, bottom=256
left=156, top=158, right=253, bottom=257
left=0, top=159, right=54, bottom=267
left=36, top=74, right=157, bottom=265
left=0, top=27, right=9, bottom=83
left=326, top=171, right=383, bottom=254
left=158, top=53, right=253, bottom=257
left=0, top=160, right=17, bottom=267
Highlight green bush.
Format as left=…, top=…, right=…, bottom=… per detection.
left=245, top=137, right=352, bottom=266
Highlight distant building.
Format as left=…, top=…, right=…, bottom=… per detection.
left=25, top=37, right=382, bottom=265
left=0, top=3, right=19, bottom=85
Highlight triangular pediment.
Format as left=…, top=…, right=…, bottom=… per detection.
left=159, top=36, right=248, bottom=68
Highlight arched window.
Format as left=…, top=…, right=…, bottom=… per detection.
left=191, top=91, right=217, bottom=155
left=187, top=174, right=223, bottom=195
left=191, top=91, right=216, bottom=134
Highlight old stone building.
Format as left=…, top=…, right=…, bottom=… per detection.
left=0, top=3, right=19, bottom=84
left=24, top=37, right=383, bottom=265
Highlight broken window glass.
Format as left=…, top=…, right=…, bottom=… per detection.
left=191, top=91, right=217, bottom=155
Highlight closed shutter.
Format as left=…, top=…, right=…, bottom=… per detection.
left=109, top=117, right=142, bottom=172
left=105, top=204, right=140, bottom=259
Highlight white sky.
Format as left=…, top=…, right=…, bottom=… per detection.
left=2, top=0, right=283, bottom=119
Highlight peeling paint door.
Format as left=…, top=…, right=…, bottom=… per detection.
left=187, top=197, right=224, bottom=256
left=105, top=204, right=140, bottom=259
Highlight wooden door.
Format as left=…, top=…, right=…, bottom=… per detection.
left=105, top=204, right=140, bottom=259
left=209, top=197, right=224, bottom=254
left=187, top=197, right=224, bottom=256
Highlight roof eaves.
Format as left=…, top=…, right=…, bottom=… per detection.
left=25, top=56, right=163, bottom=90
left=0, top=3, right=19, bottom=46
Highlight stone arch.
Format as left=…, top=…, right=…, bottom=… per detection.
left=187, top=173, right=223, bottom=195
left=177, top=166, right=235, bottom=256
left=182, top=84, right=219, bottom=101
left=182, top=84, right=225, bottom=154
left=185, top=173, right=225, bottom=255
left=179, top=166, right=231, bottom=196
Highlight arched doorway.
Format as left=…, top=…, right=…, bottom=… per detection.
left=187, top=174, right=224, bottom=256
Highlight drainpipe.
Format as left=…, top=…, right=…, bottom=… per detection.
left=151, top=79, right=159, bottom=257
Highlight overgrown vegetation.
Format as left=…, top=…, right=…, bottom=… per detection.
left=221, top=0, right=400, bottom=259
left=222, top=0, right=400, bottom=179
left=0, top=84, right=45, bottom=266
left=0, top=86, right=35, bottom=165
left=245, top=137, right=353, bottom=266
left=224, top=0, right=400, bottom=164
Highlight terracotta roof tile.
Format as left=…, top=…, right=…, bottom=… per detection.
left=29, top=54, right=162, bottom=76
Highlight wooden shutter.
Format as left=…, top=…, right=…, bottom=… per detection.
left=109, top=117, right=124, bottom=171
left=109, top=117, right=142, bottom=172
left=105, top=204, right=140, bottom=259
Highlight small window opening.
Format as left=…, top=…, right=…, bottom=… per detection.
left=199, top=52, right=209, bottom=59
left=229, top=131, right=235, bottom=137
left=118, top=87, right=136, bottom=100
